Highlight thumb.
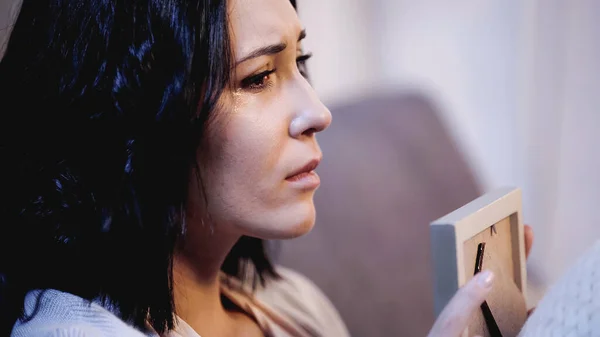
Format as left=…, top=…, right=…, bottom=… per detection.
left=427, top=270, right=494, bottom=337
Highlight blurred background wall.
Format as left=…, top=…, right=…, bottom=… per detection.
left=297, top=0, right=600, bottom=306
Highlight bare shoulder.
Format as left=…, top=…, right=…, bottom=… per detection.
left=255, top=266, right=350, bottom=337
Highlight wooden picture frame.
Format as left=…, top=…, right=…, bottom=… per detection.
left=430, top=187, right=527, bottom=337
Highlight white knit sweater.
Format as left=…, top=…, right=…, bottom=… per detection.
left=519, top=241, right=600, bottom=337
left=10, top=267, right=348, bottom=337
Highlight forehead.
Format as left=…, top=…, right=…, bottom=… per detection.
left=228, top=0, right=302, bottom=56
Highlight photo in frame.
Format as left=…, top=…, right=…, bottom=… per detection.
left=430, top=187, right=527, bottom=337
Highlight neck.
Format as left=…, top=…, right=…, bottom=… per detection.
left=172, top=220, right=241, bottom=336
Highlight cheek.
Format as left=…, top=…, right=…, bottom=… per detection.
left=195, top=95, right=316, bottom=238
left=222, top=113, right=284, bottom=181
left=203, top=101, right=289, bottom=220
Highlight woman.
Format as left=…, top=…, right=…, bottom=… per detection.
left=0, top=0, right=533, bottom=336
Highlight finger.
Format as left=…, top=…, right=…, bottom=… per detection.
left=427, top=270, right=494, bottom=337
left=524, top=224, right=534, bottom=259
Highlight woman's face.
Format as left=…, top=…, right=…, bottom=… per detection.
left=189, top=0, right=331, bottom=240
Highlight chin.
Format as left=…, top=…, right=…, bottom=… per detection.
left=247, top=201, right=317, bottom=240
left=278, top=215, right=316, bottom=239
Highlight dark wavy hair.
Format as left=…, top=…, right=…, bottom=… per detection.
left=0, top=0, right=297, bottom=334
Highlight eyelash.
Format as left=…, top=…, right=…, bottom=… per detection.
left=296, top=53, right=312, bottom=78
left=241, top=53, right=313, bottom=92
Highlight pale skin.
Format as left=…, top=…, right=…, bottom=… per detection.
left=169, top=0, right=535, bottom=336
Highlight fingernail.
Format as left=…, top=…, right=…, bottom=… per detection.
left=477, top=270, right=494, bottom=288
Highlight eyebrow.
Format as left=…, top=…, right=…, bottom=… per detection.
left=236, top=29, right=307, bottom=65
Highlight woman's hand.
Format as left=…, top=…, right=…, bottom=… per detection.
left=427, top=225, right=534, bottom=337
left=524, top=224, right=533, bottom=260
left=523, top=224, right=535, bottom=317
left=427, top=269, right=495, bottom=337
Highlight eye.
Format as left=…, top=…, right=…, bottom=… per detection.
left=241, top=69, right=275, bottom=91
left=296, top=53, right=312, bottom=78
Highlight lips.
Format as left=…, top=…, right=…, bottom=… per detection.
left=286, top=158, right=320, bottom=180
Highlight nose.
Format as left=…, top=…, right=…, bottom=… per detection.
left=289, top=78, right=332, bottom=138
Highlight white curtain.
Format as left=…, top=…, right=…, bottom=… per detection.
left=300, top=0, right=600, bottom=305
